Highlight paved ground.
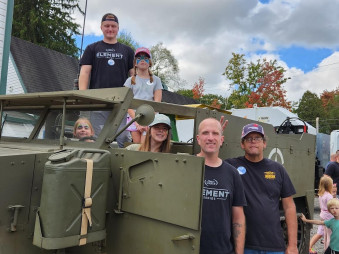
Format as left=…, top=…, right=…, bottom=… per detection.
left=310, top=197, right=324, bottom=254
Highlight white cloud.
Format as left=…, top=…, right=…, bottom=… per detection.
left=285, top=52, right=339, bottom=102
left=74, top=0, right=339, bottom=102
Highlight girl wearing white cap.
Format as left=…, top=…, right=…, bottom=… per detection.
left=124, top=47, right=163, bottom=144
left=126, top=114, right=171, bottom=153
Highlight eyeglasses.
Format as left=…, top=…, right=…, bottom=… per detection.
left=152, top=125, right=169, bottom=132
left=243, top=137, right=264, bottom=143
left=77, top=124, right=90, bottom=130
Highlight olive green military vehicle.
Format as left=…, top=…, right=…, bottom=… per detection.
left=0, top=87, right=314, bottom=254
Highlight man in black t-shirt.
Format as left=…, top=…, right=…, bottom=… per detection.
left=79, top=13, right=134, bottom=147
left=226, top=123, right=298, bottom=254
left=197, top=118, right=246, bottom=254
left=79, top=13, right=134, bottom=89
left=325, top=150, right=339, bottom=198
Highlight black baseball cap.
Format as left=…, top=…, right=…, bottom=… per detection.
left=101, top=13, right=119, bottom=24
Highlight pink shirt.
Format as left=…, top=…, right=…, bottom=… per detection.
left=319, top=191, right=334, bottom=220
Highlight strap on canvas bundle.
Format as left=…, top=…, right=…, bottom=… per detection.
left=79, top=159, right=93, bottom=246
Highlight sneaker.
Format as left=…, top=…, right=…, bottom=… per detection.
left=309, top=248, right=317, bottom=254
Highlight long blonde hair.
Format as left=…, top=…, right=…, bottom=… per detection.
left=139, top=126, right=171, bottom=153
left=318, top=175, right=333, bottom=196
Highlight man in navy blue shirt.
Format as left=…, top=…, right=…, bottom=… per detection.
left=197, top=118, right=246, bottom=254
left=226, top=123, right=298, bottom=254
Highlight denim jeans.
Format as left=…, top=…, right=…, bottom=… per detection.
left=244, top=248, right=284, bottom=254
left=90, top=111, right=131, bottom=148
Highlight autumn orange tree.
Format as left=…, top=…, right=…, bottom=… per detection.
left=320, top=88, right=339, bottom=109
left=192, top=77, right=205, bottom=99
left=177, top=77, right=225, bottom=109
left=223, top=53, right=291, bottom=109
left=320, top=88, right=339, bottom=132
left=246, top=60, right=291, bottom=109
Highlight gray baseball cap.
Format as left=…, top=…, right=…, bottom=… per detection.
left=149, top=114, right=171, bottom=129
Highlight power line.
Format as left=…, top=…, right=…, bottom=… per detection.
left=289, top=62, right=339, bottom=78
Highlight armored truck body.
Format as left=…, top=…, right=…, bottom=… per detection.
left=0, top=88, right=314, bottom=253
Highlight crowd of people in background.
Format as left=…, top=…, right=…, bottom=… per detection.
left=70, top=11, right=339, bottom=254
left=307, top=151, right=339, bottom=254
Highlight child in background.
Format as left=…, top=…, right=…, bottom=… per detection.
left=301, top=198, right=339, bottom=254
left=124, top=47, right=162, bottom=144
left=309, top=176, right=334, bottom=254
left=333, top=183, right=338, bottom=198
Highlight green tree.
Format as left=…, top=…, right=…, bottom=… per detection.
left=12, top=0, right=82, bottom=57
left=177, top=89, right=194, bottom=98
left=223, top=53, right=289, bottom=109
left=200, top=94, right=226, bottom=109
left=296, top=91, right=329, bottom=133
left=118, top=30, right=139, bottom=51
left=150, top=42, right=185, bottom=90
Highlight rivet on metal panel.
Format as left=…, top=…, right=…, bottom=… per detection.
left=11, top=162, right=15, bottom=166
left=115, top=153, right=119, bottom=156
left=175, top=158, right=179, bottom=162
left=183, top=159, right=187, bottom=163
left=158, top=183, right=163, bottom=187
left=21, top=161, right=25, bottom=164
left=290, top=145, right=293, bottom=154
left=154, top=159, right=158, bottom=162
left=121, top=153, right=124, bottom=157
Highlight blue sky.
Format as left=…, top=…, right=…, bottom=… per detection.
left=274, top=47, right=333, bottom=73
left=73, top=0, right=339, bottom=102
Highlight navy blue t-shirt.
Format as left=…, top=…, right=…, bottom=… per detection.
left=325, top=162, right=339, bottom=195
left=200, top=161, right=247, bottom=254
left=226, top=157, right=296, bottom=251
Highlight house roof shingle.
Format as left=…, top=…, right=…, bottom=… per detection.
left=10, top=36, right=79, bottom=93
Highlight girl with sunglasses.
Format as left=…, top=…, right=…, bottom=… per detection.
left=124, top=47, right=163, bottom=144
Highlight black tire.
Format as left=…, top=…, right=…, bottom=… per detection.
left=281, top=216, right=311, bottom=254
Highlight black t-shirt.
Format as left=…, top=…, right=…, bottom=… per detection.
left=200, top=161, right=247, bottom=254
left=226, top=157, right=296, bottom=251
left=80, top=41, right=134, bottom=89
left=325, top=162, right=339, bottom=195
